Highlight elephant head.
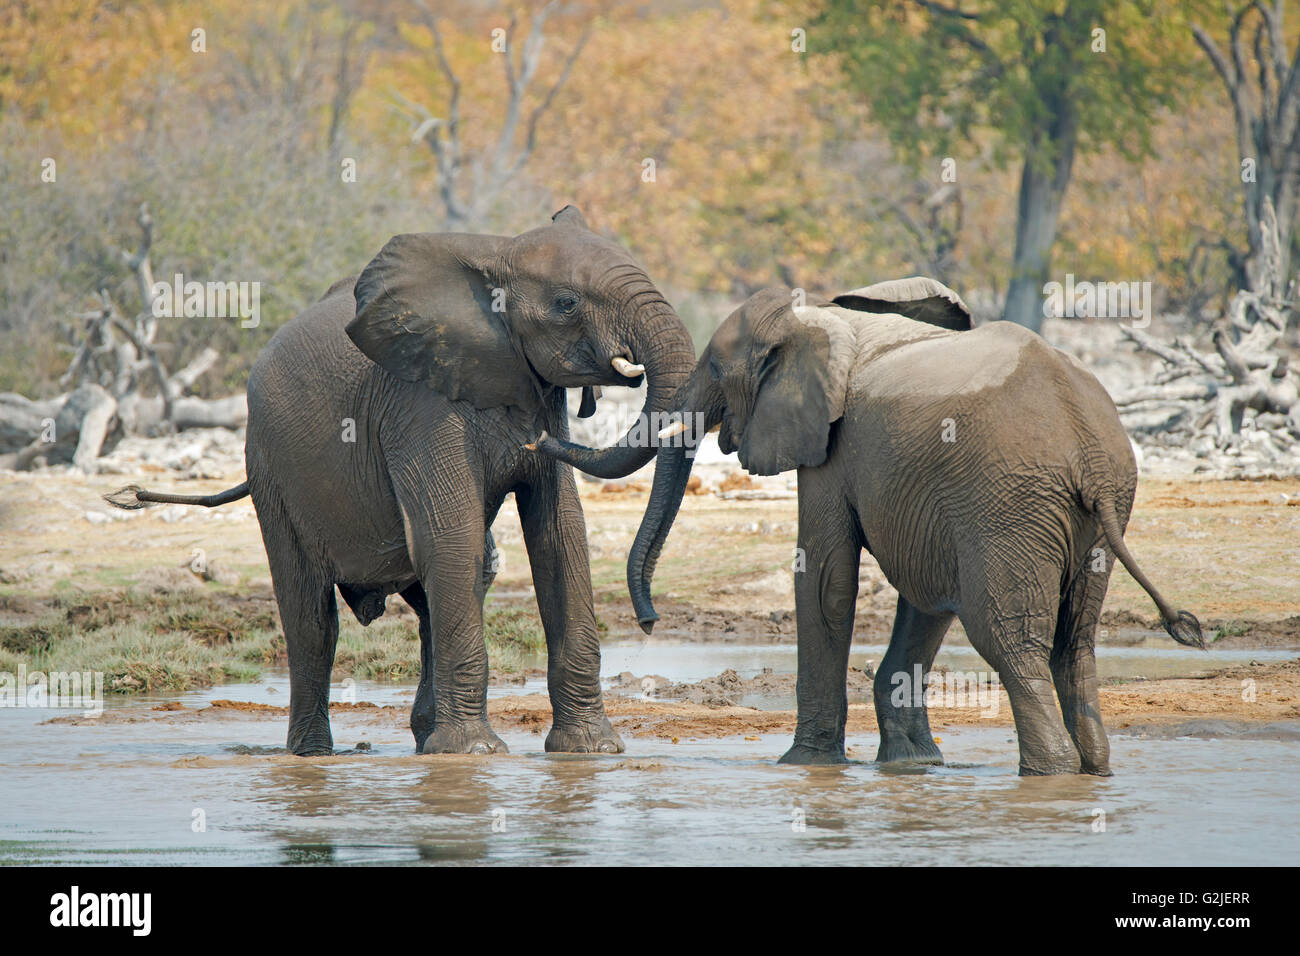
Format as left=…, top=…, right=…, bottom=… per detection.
left=622, top=277, right=972, bottom=631
left=347, top=206, right=697, bottom=477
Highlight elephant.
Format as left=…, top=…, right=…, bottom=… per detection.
left=538, top=276, right=1204, bottom=776
left=107, top=206, right=697, bottom=756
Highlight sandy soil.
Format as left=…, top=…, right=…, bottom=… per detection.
left=3, top=469, right=1298, bottom=647
left=6, top=465, right=1299, bottom=748
left=44, top=659, right=1300, bottom=745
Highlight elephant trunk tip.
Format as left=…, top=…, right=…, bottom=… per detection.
left=638, top=614, right=658, bottom=635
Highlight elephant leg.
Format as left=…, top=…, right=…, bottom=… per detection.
left=516, top=469, right=624, bottom=754
left=779, top=487, right=861, bottom=765
left=396, top=486, right=507, bottom=756
left=254, top=485, right=338, bottom=756
left=1052, top=549, right=1112, bottom=776
left=400, top=582, right=436, bottom=751
left=873, top=596, right=954, bottom=765
left=961, top=572, right=1081, bottom=775
left=481, top=528, right=498, bottom=593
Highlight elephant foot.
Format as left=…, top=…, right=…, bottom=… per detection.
left=288, top=725, right=334, bottom=757
left=545, top=717, right=625, bottom=754
left=876, top=731, right=944, bottom=767
left=1017, top=750, right=1083, bottom=776
left=291, top=744, right=335, bottom=757
left=778, top=743, right=847, bottom=765
left=411, top=721, right=435, bottom=754
left=420, top=720, right=509, bottom=755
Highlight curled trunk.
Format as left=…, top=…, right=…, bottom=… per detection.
left=538, top=295, right=696, bottom=479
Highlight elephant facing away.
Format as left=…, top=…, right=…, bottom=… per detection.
left=541, top=277, right=1204, bottom=776
left=108, top=207, right=697, bottom=756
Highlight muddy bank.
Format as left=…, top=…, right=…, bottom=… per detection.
left=637, top=600, right=1300, bottom=650
left=1114, top=719, right=1300, bottom=741
left=45, top=659, right=1300, bottom=744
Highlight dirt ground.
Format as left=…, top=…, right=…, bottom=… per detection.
left=4, top=466, right=1299, bottom=740
left=8, top=467, right=1297, bottom=641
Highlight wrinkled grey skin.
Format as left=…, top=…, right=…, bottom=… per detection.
left=544, top=278, right=1203, bottom=776
left=109, top=207, right=696, bottom=756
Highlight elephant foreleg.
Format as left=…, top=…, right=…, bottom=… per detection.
left=779, top=486, right=861, bottom=765
left=396, top=484, right=507, bottom=755
left=873, top=596, right=953, bottom=765
left=516, top=469, right=624, bottom=754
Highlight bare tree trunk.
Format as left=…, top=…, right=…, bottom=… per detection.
left=1004, top=106, right=1078, bottom=333
left=1193, top=2, right=1300, bottom=297
left=0, top=204, right=248, bottom=470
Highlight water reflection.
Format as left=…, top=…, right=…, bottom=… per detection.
left=1, top=678, right=1296, bottom=866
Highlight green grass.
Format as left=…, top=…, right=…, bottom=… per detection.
left=1211, top=620, right=1251, bottom=644
left=0, top=588, right=551, bottom=694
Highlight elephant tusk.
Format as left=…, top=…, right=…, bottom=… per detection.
left=611, top=356, right=645, bottom=377
left=657, top=420, right=688, bottom=440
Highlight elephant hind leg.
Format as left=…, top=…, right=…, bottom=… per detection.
left=254, top=484, right=339, bottom=756
left=400, top=581, right=436, bottom=752
left=1051, top=551, right=1113, bottom=776
left=961, top=570, right=1081, bottom=776
left=873, top=596, right=953, bottom=766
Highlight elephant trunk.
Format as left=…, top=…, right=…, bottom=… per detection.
left=537, top=292, right=696, bottom=479
left=627, top=372, right=718, bottom=632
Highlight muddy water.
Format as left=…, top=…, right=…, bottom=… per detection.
left=2, top=644, right=1297, bottom=865
left=598, top=638, right=1296, bottom=682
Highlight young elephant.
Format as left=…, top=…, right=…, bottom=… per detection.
left=541, top=278, right=1203, bottom=776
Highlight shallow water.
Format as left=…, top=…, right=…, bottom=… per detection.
left=1, top=643, right=1296, bottom=866
left=598, top=638, right=1294, bottom=685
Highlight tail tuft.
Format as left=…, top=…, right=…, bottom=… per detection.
left=1164, top=610, right=1205, bottom=650
left=104, top=485, right=148, bottom=510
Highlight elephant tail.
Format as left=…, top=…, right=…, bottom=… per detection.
left=103, top=482, right=250, bottom=510
left=1089, top=495, right=1205, bottom=649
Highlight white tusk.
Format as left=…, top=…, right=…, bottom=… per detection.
left=657, top=420, right=688, bottom=440
left=611, top=356, right=646, bottom=377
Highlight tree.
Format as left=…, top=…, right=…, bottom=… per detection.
left=390, top=0, right=591, bottom=229
left=815, top=0, right=1205, bottom=331
left=1193, top=0, right=1300, bottom=297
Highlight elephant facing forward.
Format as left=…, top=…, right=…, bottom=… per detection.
left=109, top=207, right=696, bottom=756
left=540, top=277, right=1203, bottom=775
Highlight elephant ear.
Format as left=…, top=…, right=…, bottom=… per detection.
left=348, top=233, right=539, bottom=410
left=738, top=319, right=835, bottom=477
left=832, top=276, right=972, bottom=331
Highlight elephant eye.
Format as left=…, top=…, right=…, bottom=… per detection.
left=554, top=292, right=580, bottom=316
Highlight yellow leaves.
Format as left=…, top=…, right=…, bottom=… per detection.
left=1, top=0, right=194, bottom=139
